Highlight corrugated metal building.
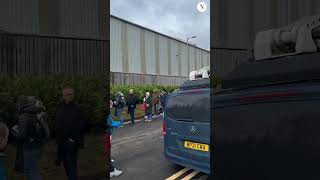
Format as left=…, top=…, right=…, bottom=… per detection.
left=211, top=0, right=320, bottom=77
left=212, top=0, right=320, bottom=49
left=111, top=15, right=210, bottom=78
left=0, top=0, right=108, bottom=40
left=0, top=0, right=109, bottom=75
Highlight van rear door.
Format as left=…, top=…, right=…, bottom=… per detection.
left=213, top=83, right=320, bottom=179
left=165, top=88, right=210, bottom=165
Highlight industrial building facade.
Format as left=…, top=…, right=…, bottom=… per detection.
left=0, top=0, right=108, bottom=39
left=0, top=0, right=109, bottom=75
left=111, top=15, right=210, bottom=78
left=211, top=0, right=320, bottom=77
left=0, top=1, right=209, bottom=85
left=212, top=0, right=320, bottom=49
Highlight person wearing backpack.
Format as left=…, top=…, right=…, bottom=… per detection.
left=114, top=92, right=125, bottom=127
left=12, top=96, right=50, bottom=180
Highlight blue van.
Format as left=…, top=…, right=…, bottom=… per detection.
left=163, top=78, right=210, bottom=174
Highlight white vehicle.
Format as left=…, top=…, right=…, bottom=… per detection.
left=189, top=66, right=210, bottom=81
left=254, top=15, right=320, bottom=60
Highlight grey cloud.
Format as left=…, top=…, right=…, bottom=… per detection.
left=111, top=0, right=210, bottom=50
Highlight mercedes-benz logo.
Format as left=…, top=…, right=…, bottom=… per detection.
left=190, top=126, right=196, bottom=133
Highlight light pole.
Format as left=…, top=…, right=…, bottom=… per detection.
left=186, top=36, right=197, bottom=46
left=186, top=36, right=197, bottom=74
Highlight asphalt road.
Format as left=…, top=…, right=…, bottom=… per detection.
left=110, top=117, right=209, bottom=180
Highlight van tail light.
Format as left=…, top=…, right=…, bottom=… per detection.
left=163, top=120, right=166, bottom=136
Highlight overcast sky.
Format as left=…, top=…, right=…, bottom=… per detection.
left=111, top=0, right=210, bottom=50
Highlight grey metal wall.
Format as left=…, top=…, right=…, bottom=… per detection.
left=0, top=33, right=109, bottom=75
left=110, top=16, right=210, bottom=77
left=0, top=0, right=108, bottom=40
left=110, top=72, right=188, bottom=86
left=212, top=0, right=320, bottom=49
left=212, top=48, right=253, bottom=77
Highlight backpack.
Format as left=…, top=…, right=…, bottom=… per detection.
left=30, top=112, right=50, bottom=145
left=122, top=97, right=126, bottom=106
left=118, top=97, right=126, bottom=108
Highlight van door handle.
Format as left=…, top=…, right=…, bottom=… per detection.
left=170, top=132, right=178, bottom=135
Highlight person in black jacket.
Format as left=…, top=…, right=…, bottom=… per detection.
left=127, top=89, right=137, bottom=126
left=55, top=86, right=86, bottom=180
left=160, top=91, right=167, bottom=108
left=159, top=91, right=167, bottom=115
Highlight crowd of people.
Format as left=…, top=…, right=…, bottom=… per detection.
left=143, top=90, right=167, bottom=122
left=0, top=86, right=87, bottom=180
left=0, top=87, right=168, bottom=180
left=111, top=89, right=167, bottom=126
left=106, top=89, right=167, bottom=178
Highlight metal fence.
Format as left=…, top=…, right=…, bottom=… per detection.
left=212, top=47, right=253, bottom=77
left=0, top=33, right=109, bottom=75
left=111, top=72, right=188, bottom=86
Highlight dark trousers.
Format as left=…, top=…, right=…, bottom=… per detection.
left=62, top=141, right=79, bottom=180
left=15, top=142, right=24, bottom=173
left=129, top=109, right=135, bottom=124
left=23, top=147, right=42, bottom=180
left=153, top=103, right=158, bottom=115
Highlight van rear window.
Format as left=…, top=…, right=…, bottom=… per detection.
left=166, top=92, right=210, bottom=123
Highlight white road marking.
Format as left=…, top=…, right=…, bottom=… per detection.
left=165, top=168, right=208, bottom=180
left=181, top=170, right=200, bottom=180
left=165, top=167, right=190, bottom=180
left=197, top=174, right=209, bottom=180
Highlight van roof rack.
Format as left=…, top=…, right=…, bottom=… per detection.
left=254, top=14, right=320, bottom=60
